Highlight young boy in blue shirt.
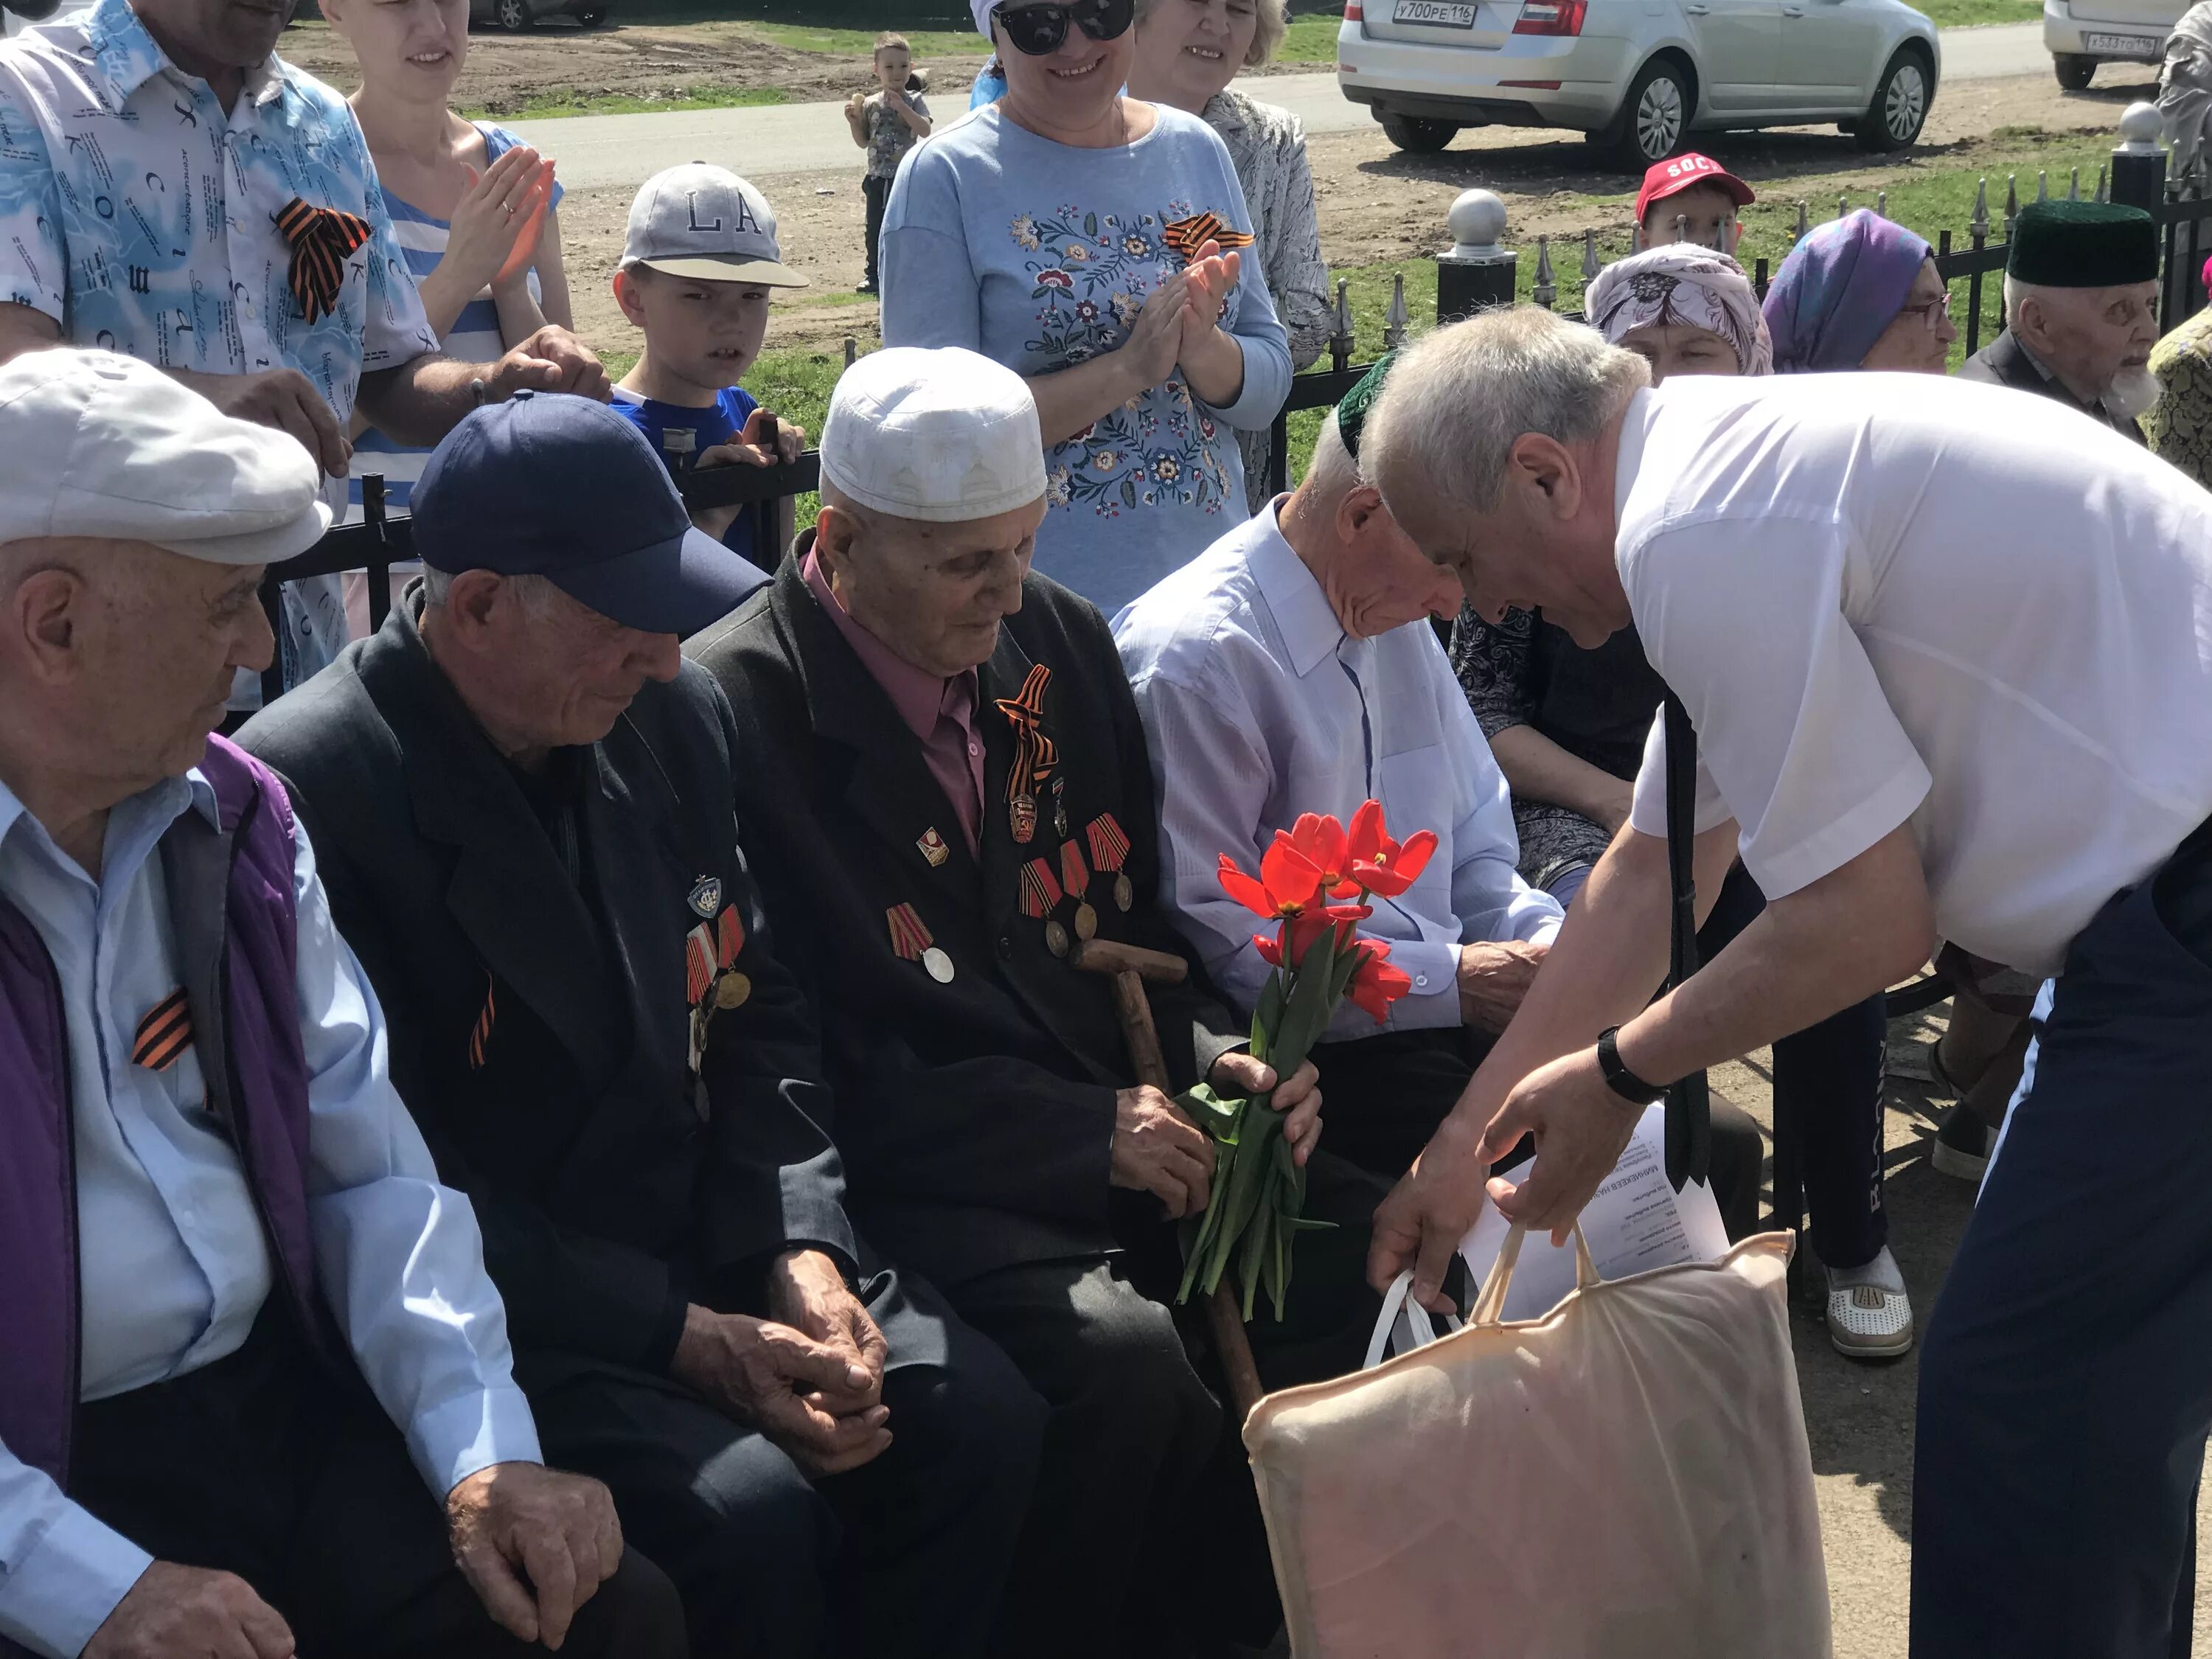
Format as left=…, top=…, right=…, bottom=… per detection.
left=611, top=164, right=810, bottom=571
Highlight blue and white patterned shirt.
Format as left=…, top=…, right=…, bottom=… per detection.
left=0, top=0, right=439, bottom=701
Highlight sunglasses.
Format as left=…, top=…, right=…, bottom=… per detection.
left=992, top=0, right=1135, bottom=56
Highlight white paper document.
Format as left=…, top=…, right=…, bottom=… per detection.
left=1455, top=1102, right=1731, bottom=1323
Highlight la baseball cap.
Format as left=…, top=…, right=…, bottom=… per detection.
left=0, top=348, right=331, bottom=566
left=622, top=163, right=810, bottom=288
left=1635, top=153, right=1755, bottom=227
left=411, top=392, right=767, bottom=638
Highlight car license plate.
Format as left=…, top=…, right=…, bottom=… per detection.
left=2083, top=30, right=2159, bottom=56
left=1395, top=0, right=1478, bottom=26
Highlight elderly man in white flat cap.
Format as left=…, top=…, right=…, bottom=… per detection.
left=689, top=344, right=1378, bottom=1657
left=0, top=349, right=681, bottom=1659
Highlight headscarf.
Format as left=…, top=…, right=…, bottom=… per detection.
left=1582, top=246, right=1772, bottom=377
left=1761, top=208, right=1932, bottom=373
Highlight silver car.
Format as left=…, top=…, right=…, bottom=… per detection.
left=2043, top=0, right=2180, bottom=87
left=1336, top=0, right=1938, bottom=167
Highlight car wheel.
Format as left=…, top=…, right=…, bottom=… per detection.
left=495, top=0, right=532, bottom=29
left=1856, top=47, right=1930, bottom=152
left=1380, top=113, right=1458, bottom=153
left=2053, top=52, right=2095, bottom=89
left=1607, top=57, right=1691, bottom=169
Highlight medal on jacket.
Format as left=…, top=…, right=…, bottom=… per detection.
left=1060, top=839, right=1096, bottom=942
left=888, top=902, right=956, bottom=982
left=1018, top=858, right=1068, bottom=957
left=1051, top=775, right=1069, bottom=840
left=688, top=875, right=723, bottom=917
left=995, top=664, right=1057, bottom=846
left=917, top=827, right=950, bottom=869
left=686, top=903, right=751, bottom=1072
left=1087, top=813, right=1135, bottom=912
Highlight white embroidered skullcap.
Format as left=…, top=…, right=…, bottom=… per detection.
left=818, top=347, right=1048, bottom=524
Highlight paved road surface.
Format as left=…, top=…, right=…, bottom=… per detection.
left=515, top=18, right=2053, bottom=188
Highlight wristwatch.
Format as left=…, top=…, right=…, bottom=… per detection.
left=1594, top=1026, right=1666, bottom=1104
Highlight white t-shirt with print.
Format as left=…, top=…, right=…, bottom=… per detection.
left=1619, top=372, right=2212, bottom=975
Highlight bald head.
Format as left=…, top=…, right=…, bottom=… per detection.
left=813, top=479, right=1046, bottom=677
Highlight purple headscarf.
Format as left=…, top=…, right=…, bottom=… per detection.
left=1761, top=209, right=1933, bottom=373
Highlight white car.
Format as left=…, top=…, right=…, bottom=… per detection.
left=1337, top=0, right=1940, bottom=167
left=2044, top=0, right=2180, bottom=87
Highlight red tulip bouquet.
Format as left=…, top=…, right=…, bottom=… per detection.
left=1177, top=800, right=1433, bottom=1320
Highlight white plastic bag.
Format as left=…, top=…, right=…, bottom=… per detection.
left=1244, top=1225, right=1831, bottom=1658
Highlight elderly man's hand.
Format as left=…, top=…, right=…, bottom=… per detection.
left=1367, top=1104, right=1495, bottom=1315
left=83, top=1561, right=294, bottom=1659
left=1110, top=1084, right=1215, bottom=1217
left=1458, top=939, right=1548, bottom=1035
left=1209, top=1051, right=1324, bottom=1166
left=484, top=326, right=611, bottom=404
left=670, top=1304, right=892, bottom=1476
left=447, top=1461, right=623, bottom=1651
left=1472, top=1045, right=1644, bottom=1243
left=177, top=366, right=349, bottom=479
left=765, top=1248, right=888, bottom=1422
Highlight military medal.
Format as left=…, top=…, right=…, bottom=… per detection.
left=922, top=947, right=956, bottom=984
left=1018, top=858, right=1068, bottom=957
left=1087, top=814, right=1135, bottom=912
left=995, top=664, right=1057, bottom=847
left=686, top=903, right=752, bottom=1071
left=714, top=972, right=752, bottom=1009
left=1073, top=904, right=1097, bottom=942
left=1043, top=919, right=1071, bottom=957
left=687, top=876, right=723, bottom=918
left=887, top=903, right=952, bottom=981
left=1057, top=841, right=1096, bottom=939
left=917, top=827, right=951, bottom=869
left=1051, top=776, right=1069, bottom=839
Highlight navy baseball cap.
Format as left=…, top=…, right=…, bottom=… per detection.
left=411, top=392, right=766, bottom=637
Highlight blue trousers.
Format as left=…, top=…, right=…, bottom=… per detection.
left=1913, top=826, right=2212, bottom=1657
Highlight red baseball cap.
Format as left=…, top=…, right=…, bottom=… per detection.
left=1635, top=153, right=1756, bottom=226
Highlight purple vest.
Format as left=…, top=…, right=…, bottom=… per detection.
left=0, top=734, right=328, bottom=1492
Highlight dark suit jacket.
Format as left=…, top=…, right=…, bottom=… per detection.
left=1958, top=327, right=2149, bottom=445
left=239, top=594, right=857, bottom=1380
left=686, top=554, right=1244, bottom=1289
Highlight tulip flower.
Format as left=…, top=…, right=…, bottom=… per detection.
left=1255, top=902, right=1372, bottom=970
left=1346, top=799, right=1439, bottom=899
left=1283, top=813, right=1362, bottom=900
left=1217, top=840, right=1322, bottom=922
left=1346, top=936, right=1415, bottom=1024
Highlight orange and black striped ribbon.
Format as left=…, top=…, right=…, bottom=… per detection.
left=1086, top=813, right=1131, bottom=873
left=468, top=979, right=496, bottom=1071
left=995, top=664, right=1057, bottom=815
left=1160, top=211, right=1255, bottom=265
left=274, top=198, right=372, bottom=324
left=1018, top=858, right=1063, bottom=919
left=132, top=989, right=192, bottom=1071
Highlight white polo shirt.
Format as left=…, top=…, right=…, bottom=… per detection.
left=1619, top=372, right=2212, bottom=975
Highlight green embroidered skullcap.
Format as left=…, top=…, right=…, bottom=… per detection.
left=1333, top=350, right=1398, bottom=461
left=2006, top=200, right=2158, bottom=288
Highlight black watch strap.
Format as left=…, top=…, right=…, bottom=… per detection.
left=1595, top=1026, right=1665, bottom=1104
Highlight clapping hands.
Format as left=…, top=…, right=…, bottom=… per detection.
left=447, top=145, right=555, bottom=299
left=1177, top=237, right=1242, bottom=349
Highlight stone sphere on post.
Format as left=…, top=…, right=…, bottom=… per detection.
left=2118, top=100, right=2163, bottom=155
left=1436, top=189, right=1515, bottom=324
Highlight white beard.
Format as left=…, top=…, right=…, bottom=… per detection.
left=2103, top=365, right=2163, bottom=422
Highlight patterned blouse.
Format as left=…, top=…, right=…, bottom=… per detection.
left=2147, top=307, right=2212, bottom=490
left=1202, top=88, right=1332, bottom=510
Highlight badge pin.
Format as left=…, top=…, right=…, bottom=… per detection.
left=687, top=876, right=723, bottom=918
left=922, top=946, right=956, bottom=984
left=1051, top=776, right=1069, bottom=839
left=917, top=827, right=951, bottom=869
left=1010, top=793, right=1037, bottom=844
left=714, top=971, right=753, bottom=1010
left=1044, top=918, right=1071, bottom=958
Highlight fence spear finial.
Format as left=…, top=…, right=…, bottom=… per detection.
left=2096, top=162, right=2109, bottom=202
left=1838, top=191, right=1849, bottom=220
left=2068, top=166, right=2081, bottom=200
left=2004, top=174, right=2020, bottom=236
left=1582, top=226, right=1601, bottom=280
left=1877, top=190, right=1888, bottom=218
left=2036, top=169, right=2049, bottom=201
left=1331, top=278, right=1353, bottom=370
left=1383, top=271, right=1409, bottom=349
left=844, top=335, right=857, bottom=369
left=1531, top=235, right=1557, bottom=310
left=1672, top=212, right=1688, bottom=243
left=1970, top=178, right=1989, bottom=239
left=1793, top=199, right=1809, bottom=243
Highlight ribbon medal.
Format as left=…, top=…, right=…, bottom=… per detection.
left=132, top=988, right=192, bottom=1071
left=995, top=665, right=1057, bottom=846
left=274, top=198, right=372, bottom=324
left=888, top=902, right=956, bottom=983
left=686, top=903, right=751, bottom=1072
left=1060, top=840, right=1096, bottom=941
left=1018, top=858, right=1069, bottom=957
left=1087, top=813, right=1135, bottom=912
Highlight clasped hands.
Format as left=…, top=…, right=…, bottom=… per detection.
left=669, top=1248, right=891, bottom=1478
left=1110, top=1050, right=1322, bottom=1220
left=1119, top=239, right=1245, bottom=391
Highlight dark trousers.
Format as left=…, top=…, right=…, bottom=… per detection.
left=1309, top=1024, right=1767, bottom=1239
left=862, top=174, right=892, bottom=288
left=69, top=1307, right=686, bottom=1659
left=941, top=1253, right=1220, bottom=1659
left=1701, top=863, right=1891, bottom=1270
left=1913, top=824, right=2212, bottom=1658
left=524, top=1262, right=1042, bottom=1659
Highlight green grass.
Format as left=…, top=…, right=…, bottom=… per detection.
left=747, top=21, right=985, bottom=53
left=1276, top=13, right=1342, bottom=60
left=1911, top=0, right=2039, bottom=24
left=461, top=83, right=792, bottom=119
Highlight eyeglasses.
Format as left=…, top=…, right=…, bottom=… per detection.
left=992, top=0, right=1135, bottom=55
left=1899, top=291, right=1954, bottom=333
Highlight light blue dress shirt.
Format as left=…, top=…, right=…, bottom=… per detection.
left=0, top=767, right=538, bottom=1659
left=1116, top=499, right=1564, bottom=1045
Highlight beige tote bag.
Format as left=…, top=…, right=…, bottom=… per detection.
left=1244, top=1225, right=1831, bottom=1659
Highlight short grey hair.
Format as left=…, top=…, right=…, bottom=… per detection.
left=1362, top=307, right=1649, bottom=518
left=1293, top=412, right=1363, bottom=519
left=419, top=565, right=563, bottom=614
left=1133, top=0, right=1288, bottom=68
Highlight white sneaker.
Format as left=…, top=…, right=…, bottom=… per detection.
left=1824, top=1248, right=1914, bottom=1361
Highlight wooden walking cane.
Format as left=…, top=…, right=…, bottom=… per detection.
left=1071, top=937, right=1267, bottom=1420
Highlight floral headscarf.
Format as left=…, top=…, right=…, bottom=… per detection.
left=1582, top=246, right=1773, bottom=377
left=1761, top=209, right=1932, bottom=373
